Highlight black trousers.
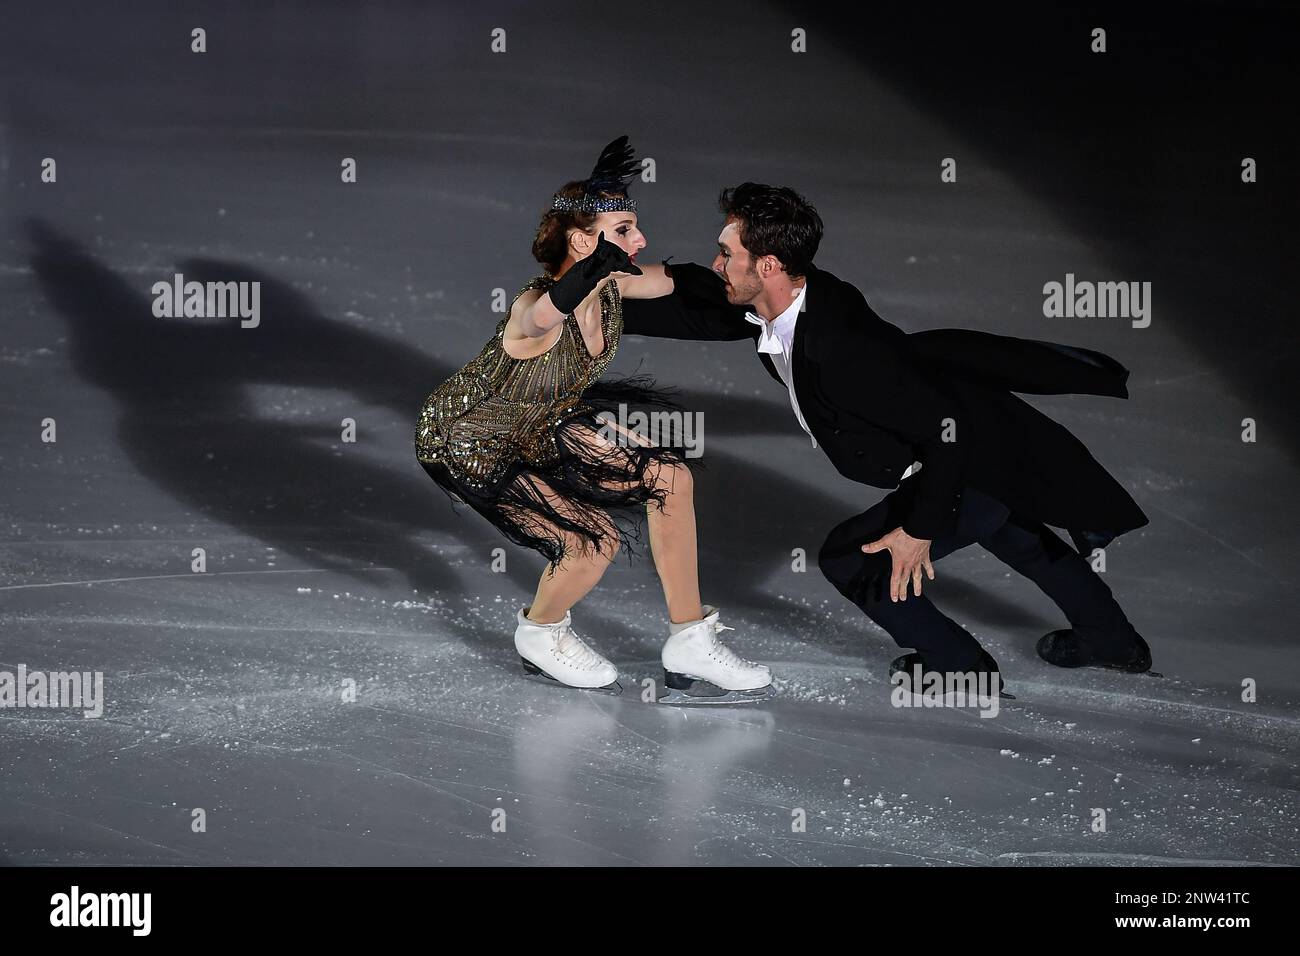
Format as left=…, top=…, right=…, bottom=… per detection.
left=817, top=483, right=1140, bottom=671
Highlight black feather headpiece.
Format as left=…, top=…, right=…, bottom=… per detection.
left=551, top=135, right=639, bottom=215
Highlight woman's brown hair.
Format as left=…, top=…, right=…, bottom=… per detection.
left=531, top=180, right=626, bottom=277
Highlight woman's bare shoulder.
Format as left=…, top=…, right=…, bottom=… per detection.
left=511, top=287, right=544, bottom=315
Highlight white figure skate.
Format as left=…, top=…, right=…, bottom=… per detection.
left=514, top=607, right=621, bottom=694
left=658, top=605, right=773, bottom=706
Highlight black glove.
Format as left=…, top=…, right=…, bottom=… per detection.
left=548, top=230, right=643, bottom=314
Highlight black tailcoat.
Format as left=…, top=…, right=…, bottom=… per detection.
left=620, top=262, right=1148, bottom=552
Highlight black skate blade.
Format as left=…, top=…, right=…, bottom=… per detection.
left=656, top=671, right=773, bottom=707
left=519, top=656, right=622, bottom=696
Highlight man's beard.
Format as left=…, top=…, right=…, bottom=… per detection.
left=727, top=268, right=763, bottom=305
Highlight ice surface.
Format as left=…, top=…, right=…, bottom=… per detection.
left=0, top=2, right=1295, bottom=866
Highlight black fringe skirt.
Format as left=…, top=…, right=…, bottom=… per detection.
left=419, top=372, right=705, bottom=573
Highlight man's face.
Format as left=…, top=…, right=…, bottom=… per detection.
left=712, top=219, right=764, bottom=306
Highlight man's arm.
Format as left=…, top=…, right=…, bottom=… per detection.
left=620, top=262, right=755, bottom=341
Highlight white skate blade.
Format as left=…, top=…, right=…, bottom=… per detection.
left=519, top=656, right=622, bottom=696
left=656, top=671, right=773, bottom=707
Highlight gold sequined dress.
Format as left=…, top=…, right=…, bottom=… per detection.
left=415, top=274, right=700, bottom=566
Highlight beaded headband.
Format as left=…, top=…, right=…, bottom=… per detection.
left=551, top=193, right=638, bottom=214
left=550, top=135, right=640, bottom=217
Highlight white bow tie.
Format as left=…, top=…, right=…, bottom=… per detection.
left=744, top=312, right=784, bottom=355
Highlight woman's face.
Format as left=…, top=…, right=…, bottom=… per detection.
left=585, top=211, right=647, bottom=266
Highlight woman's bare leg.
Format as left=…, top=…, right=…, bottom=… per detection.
left=528, top=539, right=619, bottom=624
left=512, top=473, right=621, bottom=624
left=520, top=422, right=704, bottom=627
left=571, top=417, right=705, bottom=624
left=645, top=459, right=704, bottom=625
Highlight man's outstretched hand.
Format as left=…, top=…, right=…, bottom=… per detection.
left=861, top=527, right=935, bottom=602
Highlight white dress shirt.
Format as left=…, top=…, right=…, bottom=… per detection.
left=744, top=282, right=816, bottom=447
left=744, top=280, right=918, bottom=477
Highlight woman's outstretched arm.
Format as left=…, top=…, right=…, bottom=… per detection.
left=620, top=262, right=754, bottom=341
left=615, top=264, right=674, bottom=299
left=519, top=231, right=639, bottom=337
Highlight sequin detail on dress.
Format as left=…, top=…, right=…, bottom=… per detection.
left=415, top=276, right=700, bottom=568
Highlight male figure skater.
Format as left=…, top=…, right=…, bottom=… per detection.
left=622, top=183, right=1153, bottom=694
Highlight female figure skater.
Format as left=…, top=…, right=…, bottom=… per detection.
left=415, top=136, right=772, bottom=704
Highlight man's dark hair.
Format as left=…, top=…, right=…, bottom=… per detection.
left=717, top=182, right=823, bottom=279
